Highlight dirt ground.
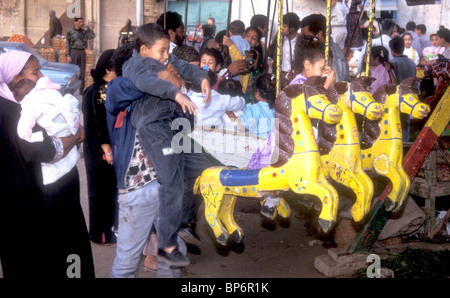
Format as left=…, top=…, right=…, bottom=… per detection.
left=2, top=155, right=449, bottom=279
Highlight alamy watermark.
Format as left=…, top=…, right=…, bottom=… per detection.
left=170, top=116, right=279, bottom=162
left=66, top=254, right=81, bottom=278
left=366, top=254, right=381, bottom=278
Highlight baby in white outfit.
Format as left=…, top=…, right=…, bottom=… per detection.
left=17, top=76, right=80, bottom=185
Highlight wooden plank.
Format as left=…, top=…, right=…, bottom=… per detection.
left=348, top=85, right=450, bottom=253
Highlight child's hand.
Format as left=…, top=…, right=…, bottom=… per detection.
left=222, top=36, right=234, bottom=47
left=201, top=78, right=211, bottom=104
left=175, top=92, right=197, bottom=115
left=76, top=125, right=86, bottom=144
left=322, top=67, right=336, bottom=90
left=13, top=79, right=36, bottom=102
left=227, top=60, right=249, bottom=76
left=158, top=69, right=183, bottom=89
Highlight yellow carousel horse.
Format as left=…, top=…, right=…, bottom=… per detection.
left=318, top=77, right=384, bottom=222
left=360, top=77, right=430, bottom=212
left=194, top=76, right=343, bottom=245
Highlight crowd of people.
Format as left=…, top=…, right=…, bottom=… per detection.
left=1, top=0, right=449, bottom=278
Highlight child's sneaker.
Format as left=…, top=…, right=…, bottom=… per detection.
left=178, top=223, right=201, bottom=246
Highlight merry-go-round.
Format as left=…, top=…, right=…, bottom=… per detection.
left=171, top=0, right=450, bottom=276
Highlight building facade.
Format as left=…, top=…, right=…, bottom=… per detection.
left=0, top=0, right=448, bottom=60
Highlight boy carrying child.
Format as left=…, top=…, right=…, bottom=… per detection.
left=122, top=23, right=212, bottom=267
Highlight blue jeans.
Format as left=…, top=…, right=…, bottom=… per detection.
left=137, top=120, right=211, bottom=248
left=110, top=180, right=186, bottom=278
left=182, top=151, right=212, bottom=224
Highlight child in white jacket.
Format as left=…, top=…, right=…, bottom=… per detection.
left=17, top=76, right=80, bottom=185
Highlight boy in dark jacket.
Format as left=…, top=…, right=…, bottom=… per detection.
left=122, top=23, right=211, bottom=268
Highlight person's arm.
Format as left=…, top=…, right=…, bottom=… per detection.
left=59, top=126, right=85, bottom=158
left=223, top=36, right=246, bottom=61
left=124, top=58, right=180, bottom=101
left=323, top=67, right=337, bottom=90
left=169, top=54, right=208, bottom=85
left=48, top=19, right=56, bottom=39
left=384, top=61, right=397, bottom=85
left=169, top=55, right=211, bottom=103
left=66, top=29, right=72, bottom=63
left=85, top=25, right=96, bottom=40
left=85, top=86, right=113, bottom=164
left=101, top=143, right=113, bottom=165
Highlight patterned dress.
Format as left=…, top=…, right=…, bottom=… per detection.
left=345, top=0, right=363, bottom=48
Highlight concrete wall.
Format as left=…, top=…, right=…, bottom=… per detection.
left=99, top=0, right=137, bottom=51
left=0, top=0, right=25, bottom=38
left=396, top=0, right=449, bottom=35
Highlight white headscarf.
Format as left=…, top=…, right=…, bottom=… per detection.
left=0, top=51, right=32, bottom=103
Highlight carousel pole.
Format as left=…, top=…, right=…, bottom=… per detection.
left=226, top=0, right=233, bottom=37
left=263, top=0, right=271, bottom=71
left=163, top=0, right=167, bottom=30
left=184, top=0, right=188, bottom=31
left=276, top=0, right=284, bottom=97
left=325, top=0, right=331, bottom=68
left=365, top=0, right=375, bottom=77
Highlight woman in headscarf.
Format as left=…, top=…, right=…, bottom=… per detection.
left=82, top=49, right=118, bottom=245
left=0, top=50, right=94, bottom=278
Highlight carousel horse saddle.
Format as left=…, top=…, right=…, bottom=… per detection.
left=219, top=168, right=262, bottom=186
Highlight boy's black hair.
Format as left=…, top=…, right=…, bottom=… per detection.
left=111, top=42, right=135, bottom=77
left=406, top=21, right=416, bottom=31
left=371, top=45, right=389, bottom=65
left=215, top=30, right=227, bottom=43
left=74, top=17, right=83, bottom=22
left=255, top=73, right=276, bottom=109
left=90, top=49, right=115, bottom=81
left=396, top=24, right=405, bottom=35
left=199, top=47, right=224, bottom=69
left=190, top=71, right=217, bottom=93
left=202, top=24, right=215, bottom=37
left=244, top=26, right=263, bottom=43
left=389, top=36, right=405, bottom=55
left=217, top=79, right=243, bottom=97
left=299, top=14, right=326, bottom=35
left=437, top=28, right=450, bottom=43
left=416, top=24, right=427, bottom=34
left=250, top=14, right=268, bottom=31
left=283, top=12, right=301, bottom=31
left=292, top=34, right=325, bottom=73
left=381, top=19, right=396, bottom=36
left=135, top=23, right=169, bottom=52
left=156, top=11, right=183, bottom=33
left=172, top=44, right=200, bottom=63
left=229, top=20, right=246, bottom=35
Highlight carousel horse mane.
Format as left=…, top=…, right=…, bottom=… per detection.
left=319, top=76, right=377, bottom=155
left=360, top=83, right=392, bottom=149
left=360, top=77, right=421, bottom=149
left=272, top=76, right=328, bottom=167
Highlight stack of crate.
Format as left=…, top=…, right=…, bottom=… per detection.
left=52, top=37, right=67, bottom=63
left=37, top=48, right=57, bottom=62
